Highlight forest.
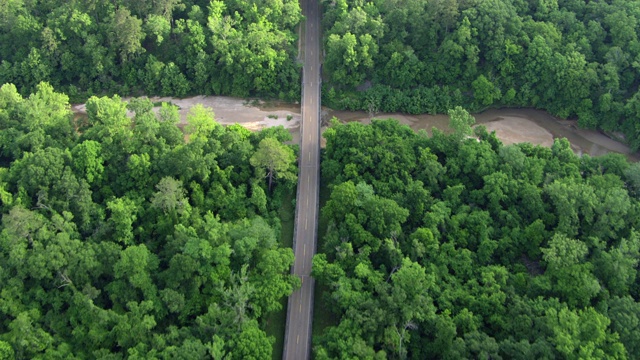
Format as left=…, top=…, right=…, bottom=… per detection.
left=313, top=110, right=640, bottom=359
left=321, top=0, right=640, bottom=150
left=0, top=82, right=300, bottom=359
left=0, top=0, right=302, bottom=101
left=6, top=0, right=640, bottom=150
left=5, top=0, right=640, bottom=359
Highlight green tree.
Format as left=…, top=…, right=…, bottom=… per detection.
left=448, top=106, right=475, bottom=140
left=545, top=306, right=625, bottom=359
left=250, top=137, right=296, bottom=191
left=472, top=74, right=501, bottom=107
left=184, top=104, right=218, bottom=141
left=150, top=177, right=188, bottom=215
left=107, top=196, right=138, bottom=246
left=608, top=296, right=640, bottom=359
left=71, top=140, right=104, bottom=185
left=231, top=321, right=273, bottom=360
left=0, top=340, right=14, bottom=360
left=9, top=147, right=67, bottom=197
left=3, top=310, right=53, bottom=359
left=108, top=7, right=146, bottom=62
left=113, top=244, right=159, bottom=304
left=145, top=14, right=170, bottom=45
left=540, top=233, right=601, bottom=307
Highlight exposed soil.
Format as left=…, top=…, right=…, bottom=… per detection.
left=474, top=108, right=639, bottom=161
left=479, top=116, right=554, bottom=147
left=72, top=95, right=302, bottom=142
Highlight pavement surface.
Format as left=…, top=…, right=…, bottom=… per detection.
left=282, top=0, right=321, bottom=359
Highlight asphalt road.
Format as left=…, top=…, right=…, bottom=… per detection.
left=282, top=0, right=321, bottom=359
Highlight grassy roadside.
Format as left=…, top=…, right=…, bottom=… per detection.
left=311, top=175, right=339, bottom=351
left=264, top=189, right=295, bottom=360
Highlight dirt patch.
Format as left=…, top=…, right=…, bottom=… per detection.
left=73, top=95, right=301, bottom=133
left=478, top=116, right=554, bottom=147
left=474, top=108, right=639, bottom=161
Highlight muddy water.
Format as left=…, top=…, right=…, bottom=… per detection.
left=326, top=107, right=640, bottom=162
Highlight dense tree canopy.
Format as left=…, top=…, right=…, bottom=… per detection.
left=0, top=83, right=299, bottom=358
left=321, top=0, right=640, bottom=150
left=314, top=115, right=640, bottom=359
left=0, top=0, right=302, bottom=101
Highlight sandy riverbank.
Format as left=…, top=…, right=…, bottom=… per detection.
left=335, top=107, right=637, bottom=160
left=73, top=96, right=638, bottom=160
left=478, top=116, right=555, bottom=147
left=73, top=96, right=302, bottom=131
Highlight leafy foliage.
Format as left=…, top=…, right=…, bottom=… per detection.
left=0, top=0, right=302, bottom=101
left=314, top=116, right=640, bottom=359
left=0, top=85, right=299, bottom=358
left=321, top=0, right=640, bottom=150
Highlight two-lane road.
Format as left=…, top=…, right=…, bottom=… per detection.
left=283, top=0, right=321, bottom=359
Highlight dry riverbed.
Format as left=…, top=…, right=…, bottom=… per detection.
left=73, top=95, right=303, bottom=140
left=73, top=96, right=638, bottom=161
left=329, top=107, right=639, bottom=161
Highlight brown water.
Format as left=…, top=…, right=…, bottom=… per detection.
left=326, top=107, right=640, bottom=162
